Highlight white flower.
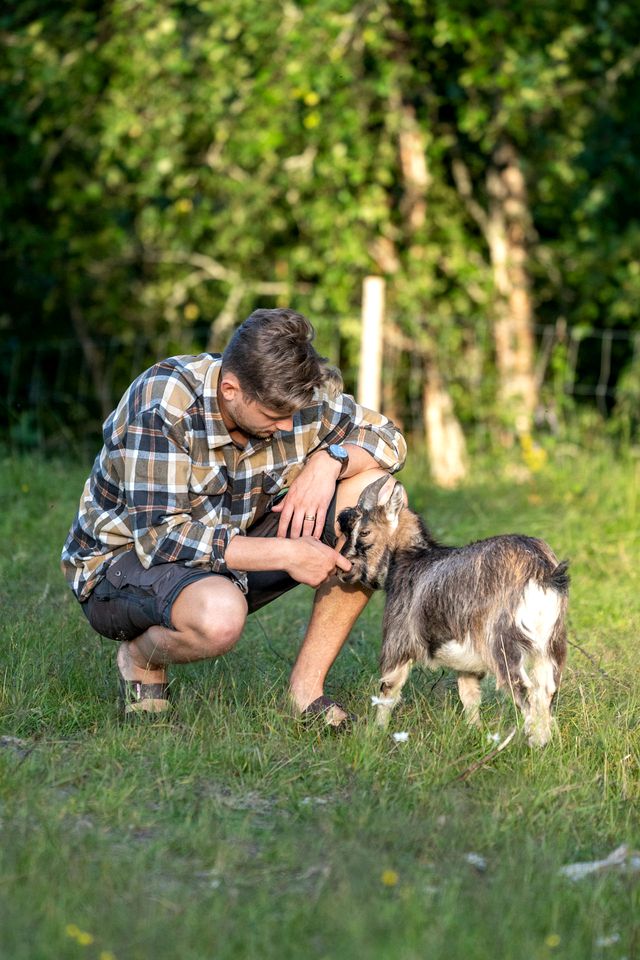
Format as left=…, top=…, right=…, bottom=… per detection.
left=465, top=853, right=488, bottom=872
left=371, top=695, right=396, bottom=707
left=595, top=934, right=620, bottom=948
left=486, top=732, right=501, bottom=743
left=392, top=731, right=409, bottom=743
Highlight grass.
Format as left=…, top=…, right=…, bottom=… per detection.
left=0, top=443, right=638, bottom=960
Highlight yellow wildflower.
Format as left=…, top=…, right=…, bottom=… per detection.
left=65, top=924, right=94, bottom=945
left=380, top=869, right=399, bottom=886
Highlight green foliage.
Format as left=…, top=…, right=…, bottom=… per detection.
left=1, top=0, right=640, bottom=434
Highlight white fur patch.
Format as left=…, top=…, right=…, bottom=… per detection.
left=516, top=580, right=562, bottom=652
left=433, top=638, right=486, bottom=674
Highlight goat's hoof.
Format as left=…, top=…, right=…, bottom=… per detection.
left=375, top=710, right=392, bottom=730
left=526, top=730, right=552, bottom=748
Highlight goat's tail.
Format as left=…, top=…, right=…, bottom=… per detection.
left=543, top=559, right=570, bottom=596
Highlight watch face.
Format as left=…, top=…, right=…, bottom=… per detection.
left=329, top=444, right=348, bottom=461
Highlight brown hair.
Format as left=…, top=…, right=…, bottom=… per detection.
left=220, top=308, right=340, bottom=412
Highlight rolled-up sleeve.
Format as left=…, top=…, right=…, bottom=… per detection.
left=122, top=409, right=243, bottom=571
left=314, top=393, right=407, bottom=472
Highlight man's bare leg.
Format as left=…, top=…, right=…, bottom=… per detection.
left=288, top=468, right=389, bottom=719
left=117, top=469, right=393, bottom=719
left=288, top=578, right=372, bottom=719
left=116, top=576, right=248, bottom=686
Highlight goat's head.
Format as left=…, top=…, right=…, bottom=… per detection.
left=337, top=476, right=406, bottom=589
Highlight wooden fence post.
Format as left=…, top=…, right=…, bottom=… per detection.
left=358, top=275, right=385, bottom=410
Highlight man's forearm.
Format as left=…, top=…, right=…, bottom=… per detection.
left=308, top=444, right=382, bottom=481
left=224, top=534, right=293, bottom=572
left=341, top=443, right=382, bottom=478
left=224, top=529, right=350, bottom=588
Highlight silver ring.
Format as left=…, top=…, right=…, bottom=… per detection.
left=305, top=514, right=316, bottom=521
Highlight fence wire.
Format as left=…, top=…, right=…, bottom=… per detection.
left=1, top=324, right=637, bottom=454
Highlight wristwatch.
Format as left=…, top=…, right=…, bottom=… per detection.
left=325, top=443, right=349, bottom=478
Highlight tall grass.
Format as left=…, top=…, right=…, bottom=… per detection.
left=0, top=446, right=638, bottom=960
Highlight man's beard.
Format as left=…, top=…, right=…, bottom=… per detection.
left=229, top=412, right=275, bottom=440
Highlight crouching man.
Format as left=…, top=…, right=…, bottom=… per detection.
left=61, top=308, right=406, bottom=727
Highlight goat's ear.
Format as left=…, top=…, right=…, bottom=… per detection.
left=357, top=475, right=393, bottom=512
left=384, top=482, right=405, bottom=524
left=337, top=506, right=357, bottom=534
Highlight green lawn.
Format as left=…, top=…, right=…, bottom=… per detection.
left=0, top=445, right=638, bottom=960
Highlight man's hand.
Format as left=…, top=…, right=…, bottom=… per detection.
left=272, top=451, right=341, bottom=539
left=283, top=537, right=352, bottom=588
left=224, top=531, right=351, bottom=588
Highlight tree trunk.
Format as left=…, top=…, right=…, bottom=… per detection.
left=423, top=360, right=468, bottom=488
left=485, top=140, right=537, bottom=434
left=398, top=103, right=468, bottom=484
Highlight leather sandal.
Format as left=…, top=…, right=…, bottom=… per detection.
left=299, top=695, right=357, bottom=730
left=118, top=676, right=172, bottom=720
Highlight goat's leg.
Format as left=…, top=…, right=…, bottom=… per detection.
left=457, top=672, right=483, bottom=726
left=376, top=659, right=413, bottom=728
left=524, top=657, right=557, bottom=747
left=494, top=626, right=533, bottom=736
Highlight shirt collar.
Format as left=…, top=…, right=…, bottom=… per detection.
left=202, top=354, right=281, bottom=454
left=203, top=357, right=235, bottom=449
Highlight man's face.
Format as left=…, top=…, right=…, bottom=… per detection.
left=218, top=371, right=298, bottom=439
left=228, top=394, right=295, bottom=439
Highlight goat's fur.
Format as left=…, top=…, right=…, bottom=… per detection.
left=337, top=476, right=569, bottom=747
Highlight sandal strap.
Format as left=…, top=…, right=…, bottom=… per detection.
left=302, top=695, right=341, bottom=717
left=119, top=677, right=171, bottom=715
left=300, top=696, right=357, bottom=726
left=119, top=678, right=170, bottom=702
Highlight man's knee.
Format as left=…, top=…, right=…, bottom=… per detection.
left=171, top=577, right=248, bottom=657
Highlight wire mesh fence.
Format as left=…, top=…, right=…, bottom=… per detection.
left=1, top=323, right=638, bottom=456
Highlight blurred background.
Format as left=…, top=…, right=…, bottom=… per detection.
left=2, top=0, right=639, bottom=477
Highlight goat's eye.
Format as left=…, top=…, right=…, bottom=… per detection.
left=360, top=529, right=371, bottom=539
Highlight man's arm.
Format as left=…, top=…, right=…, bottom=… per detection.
left=121, top=408, right=241, bottom=573
left=224, top=534, right=351, bottom=588
left=273, top=391, right=406, bottom=539
left=120, top=408, right=350, bottom=588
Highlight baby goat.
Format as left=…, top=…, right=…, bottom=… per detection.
left=338, top=477, right=569, bottom=746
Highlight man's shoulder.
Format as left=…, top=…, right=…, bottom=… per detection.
left=108, top=353, right=221, bottom=436
left=132, top=353, right=220, bottom=403
left=144, top=352, right=221, bottom=383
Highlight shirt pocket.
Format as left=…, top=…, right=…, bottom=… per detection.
left=190, top=464, right=228, bottom=496
left=252, top=469, right=288, bottom=520
left=261, top=470, right=287, bottom=497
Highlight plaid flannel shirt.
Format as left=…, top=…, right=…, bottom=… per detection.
left=61, top=353, right=407, bottom=601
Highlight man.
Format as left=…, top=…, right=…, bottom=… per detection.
left=61, top=308, right=406, bottom=726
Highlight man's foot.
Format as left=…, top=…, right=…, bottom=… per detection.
left=117, top=642, right=170, bottom=719
left=297, top=695, right=356, bottom=729
left=116, top=641, right=167, bottom=685
left=118, top=677, right=172, bottom=719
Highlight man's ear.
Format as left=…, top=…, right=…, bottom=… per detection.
left=219, top=372, right=242, bottom=403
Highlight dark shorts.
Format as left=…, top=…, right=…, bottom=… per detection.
left=81, top=494, right=339, bottom=642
